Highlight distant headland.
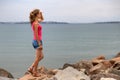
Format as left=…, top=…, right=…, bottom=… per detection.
left=0, top=21, right=120, bottom=24
left=93, top=21, right=120, bottom=24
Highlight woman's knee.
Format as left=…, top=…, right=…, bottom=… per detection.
left=38, top=54, right=44, bottom=61
left=36, top=49, right=44, bottom=61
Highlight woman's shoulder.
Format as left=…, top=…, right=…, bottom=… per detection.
left=32, top=22, right=39, bottom=26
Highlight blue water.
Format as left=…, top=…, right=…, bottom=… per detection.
left=0, top=23, right=120, bottom=78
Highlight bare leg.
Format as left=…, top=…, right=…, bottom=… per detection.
left=28, top=46, right=44, bottom=76
left=33, top=48, right=44, bottom=72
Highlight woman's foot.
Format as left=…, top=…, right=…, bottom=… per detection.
left=27, top=66, right=34, bottom=74
left=32, top=71, right=41, bottom=77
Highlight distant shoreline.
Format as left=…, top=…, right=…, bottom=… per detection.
left=93, top=21, right=120, bottom=24
left=0, top=21, right=69, bottom=24
left=0, top=21, right=120, bottom=24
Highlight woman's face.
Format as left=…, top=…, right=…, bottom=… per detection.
left=37, top=12, right=42, bottom=19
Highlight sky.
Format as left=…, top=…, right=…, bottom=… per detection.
left=0, top=0, right=120, bottom=23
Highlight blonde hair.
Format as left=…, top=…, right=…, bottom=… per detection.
left=29, top=9, right=40, bottom=24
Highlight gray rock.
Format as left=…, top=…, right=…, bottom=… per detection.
left=0, top=68, right=14, bottom=78
left=50, top=67, right=90, bottom=80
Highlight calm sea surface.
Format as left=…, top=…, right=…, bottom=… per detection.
left=0, top=23, right=120, bottom=78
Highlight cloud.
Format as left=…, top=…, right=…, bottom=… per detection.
left=0, top=0, right=120, bottom=22
left=42, top=0, right=120, bottom=22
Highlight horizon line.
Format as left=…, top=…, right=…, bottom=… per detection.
left=0, top=21, right=120, bottom=24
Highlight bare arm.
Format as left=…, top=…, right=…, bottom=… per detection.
left=41, top=12, right=44, bottom=21
left=39, top=12, right=44, bottom=22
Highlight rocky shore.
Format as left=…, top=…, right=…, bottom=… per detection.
left=1, top=52, right=120, bottom=80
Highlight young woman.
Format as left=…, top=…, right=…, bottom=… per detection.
left=28, top=9, right=44, bottom=77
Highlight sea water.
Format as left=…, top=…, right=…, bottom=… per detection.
left=0, top=23, right=120, bottom=78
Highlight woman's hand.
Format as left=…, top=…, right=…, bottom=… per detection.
left=38, top=42, right=41, bottom=46
left=38, top=42, right=43, bottom=50
left=40, top=12, right=44, bottom=21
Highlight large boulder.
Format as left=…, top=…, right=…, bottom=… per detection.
left=0, top=68, right=14, bottom=78
left=50, top=67, right=90, bottom=80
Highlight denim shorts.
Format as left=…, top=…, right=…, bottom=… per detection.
left=32, top=40, right=43, bottom=49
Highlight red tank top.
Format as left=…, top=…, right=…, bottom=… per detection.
left=32, top=22, right=42, bottom=40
